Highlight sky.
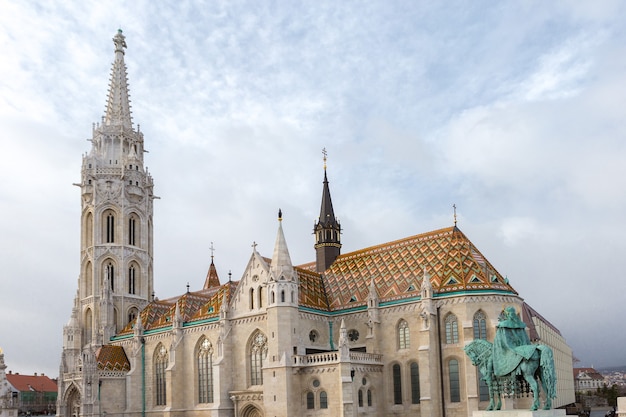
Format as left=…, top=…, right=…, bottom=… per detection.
left=1, top=0, right=625, bottom=377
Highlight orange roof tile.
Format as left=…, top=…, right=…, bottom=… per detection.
left=96, top=345, right=130, bottom=372
left=6, top=373, right=57, bottom=393
left=298, top=226, right=516, bottom=311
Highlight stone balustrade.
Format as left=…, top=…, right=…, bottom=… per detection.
left=293, top=351, right=383, bottom=366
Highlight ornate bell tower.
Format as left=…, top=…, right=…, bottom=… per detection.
left=71, top=29, right=155, bottom=350
left=314, top=149, right=341, bottom=272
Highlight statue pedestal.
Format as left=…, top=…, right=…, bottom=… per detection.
left=473, top=410, right=565, bottom=417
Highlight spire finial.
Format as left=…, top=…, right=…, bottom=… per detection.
left=113, top=29, right=127, bottom=54
left=453, top=203, right=457, bottom=226
left=209, top=241, right=215, bottom=262
left=278, top=208, right=283, bottom=221
left=322, top=147, right=327, bottom=171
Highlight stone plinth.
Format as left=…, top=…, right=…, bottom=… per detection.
left=473, top=410, right=566, bottom=417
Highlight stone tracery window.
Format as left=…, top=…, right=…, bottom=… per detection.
left=197, top=337, right=214, bottom=403
left=250, top=332, right=268, bottom=385
left=154, top=344, right=168, bottom=406
left=398, top=319, right=410, bottom=349
left=445, top=313, right=459, bottom=344
left=473, top=310, right=487, bottom=340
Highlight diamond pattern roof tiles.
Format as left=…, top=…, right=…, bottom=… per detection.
left=114, top=226, right=516, bottom=337
left=297, top=226, right=516, bottom=311
left=96, top=345, right=130, bottom=372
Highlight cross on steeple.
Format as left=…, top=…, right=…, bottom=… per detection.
left=453, top=204, right=458, bottom=226
left=209, top=241, right=215, bottom=261
left=322, top=147, right=327, bottom=170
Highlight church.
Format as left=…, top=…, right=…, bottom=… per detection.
left=57, top=30, right=575, bottom=417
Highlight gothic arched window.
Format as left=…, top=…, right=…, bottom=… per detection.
left=197, top=337, right=214, bottom=403
left=154, top=344, right=168, bottom=406
left=249, top=288, right=255, bottom=310
left=392, top=363, right=402, bottom=404
left=128, top=307, right=138, bottom=324
left=128, top=264, right=136, bottom=294
left=473, top=310, right=487, bottom=340
left=319, top=391, right=328, bottom=409
left=398, top=319, right=410, bottom=349
left=449, top=359, right=461, bottom=403
left=105, top=211, right=115, bottom=243
left=250, top=332, right=267, bottom=386
left=104, top=262, right=115, bottom=292
left=445, top=313, right=459, bottom=344
left=410, top=362, right=420, bottom=404
left=128, top=214, right=139, bottom=246
left=306, top=392, right=314, bottom=409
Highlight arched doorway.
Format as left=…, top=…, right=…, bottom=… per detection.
left=241, top=404, right=263, bottom=417
left=64, top=385, right=81, bottom=417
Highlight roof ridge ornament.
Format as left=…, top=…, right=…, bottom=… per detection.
left=453, top=203, right=458, bottom=227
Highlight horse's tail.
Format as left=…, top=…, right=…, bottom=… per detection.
left=538, top=345, right=557, bottom=399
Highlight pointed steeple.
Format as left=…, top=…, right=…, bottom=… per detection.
left=314, top=149, right=342, bottom=272
left=203, top=242, right=221, bottom=289
left=271, top=209, right=296, bottom=281
left=104, top=29, right=133, bottom=128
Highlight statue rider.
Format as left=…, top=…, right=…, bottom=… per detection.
left=492, top=306, right=536, bottom=377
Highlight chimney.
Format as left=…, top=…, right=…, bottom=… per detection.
left=34, top=373, right=37, bottom=376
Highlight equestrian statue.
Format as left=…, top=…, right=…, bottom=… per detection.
left=464, top=306, right=557, bottom=411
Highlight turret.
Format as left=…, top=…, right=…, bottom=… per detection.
left=268, top=209, right=298, bottom=305
left=203, top=243, right=221, bottom=289
left=314, top=149, right=341, bottom=272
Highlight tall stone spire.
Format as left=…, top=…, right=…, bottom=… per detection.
left=314, top=149, right=341, bottom=272
left=104, top=29, right=133, bottom=128
left=271, top=209, right=296, bottom=282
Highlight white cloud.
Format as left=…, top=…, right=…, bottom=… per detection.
left=1, top=0, right=626, bottom=376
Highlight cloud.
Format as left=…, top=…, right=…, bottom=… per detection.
left=1, top=0, right=626, bottom=376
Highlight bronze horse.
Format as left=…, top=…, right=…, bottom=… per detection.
left=464, top=339, right=557, bottom=411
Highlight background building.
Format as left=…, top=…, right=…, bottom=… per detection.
left=575, top=368, right=606, bottom=393
left=57, top=30, right=575, bottom=417
left=0, top=349, right=57, bottom=416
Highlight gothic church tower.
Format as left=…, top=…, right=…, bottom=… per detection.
left=314, top=150, right=341, bottom=272
left=64, top=29, right=155, bottom=355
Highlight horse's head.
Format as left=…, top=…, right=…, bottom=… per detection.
left=464, top=339, right=492, bottom=366
left=464, top=341, right=480, bottom=365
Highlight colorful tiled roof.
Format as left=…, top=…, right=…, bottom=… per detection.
left=96, top=345, right=130, bottom=372
left=6, top=373, right=57, bottom=393
left=203, top=260, right=220, bottom=289
left=298, top=226, right=517, bottom=311
left=117, top=281, right=236, bottom=336
left=115, top=226, right=515, bottom=334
